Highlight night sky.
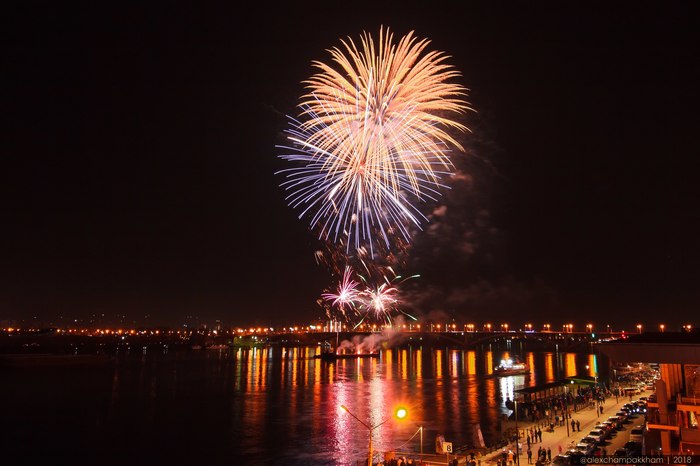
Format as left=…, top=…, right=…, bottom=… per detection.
left=4, top=4, right=698, bottom=328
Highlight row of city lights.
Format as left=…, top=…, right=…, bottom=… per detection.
left=1, top=323, right=693, bottom=335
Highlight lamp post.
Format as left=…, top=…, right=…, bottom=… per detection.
left=340, top=404, right=407, bottom=466
left=565, top=382, right=571, bottom=437
left=585, top=365, right=600, bottom=418
left=514, top=399, right=520, bottom=466
left=419, top=425, right=423, bottom=457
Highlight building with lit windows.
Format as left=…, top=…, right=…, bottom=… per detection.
left=598, top=332, right=700, bottom=455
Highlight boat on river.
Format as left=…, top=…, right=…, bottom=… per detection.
left=491, top=358, right=530, bottom=376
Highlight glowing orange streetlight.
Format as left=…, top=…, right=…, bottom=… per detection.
left=395, top=407, right=407, bottom=420
left=339, top=405, right=408, bottom=466
left=659, top=324, right=665, bottom=333
left=586, top=324, right=593, bottom=333
left=637, top=324, right=642, bottom=334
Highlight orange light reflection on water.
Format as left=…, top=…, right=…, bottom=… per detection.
left=385, top=350, right=393, bottom=380
left=565, top=353, right=577, bottom=377
left=544, top=353, right=555, bottom=382
left=527, top=352, right=536, bottom=387
left=467, top=351, right=476, bottom=376
left=451, top=350, right=460, bottom=378
left=400, top=349, right=408, bottom=380
left=229, top=345, right=604, bottom=463
left=416, top=348, right=422, bottom=378
left=588, top=354, right=597, bottom=377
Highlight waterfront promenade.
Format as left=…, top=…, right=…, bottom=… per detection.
left=480, top=393, right=641, bottom=465
left=390, top=392, right=641, bottom=465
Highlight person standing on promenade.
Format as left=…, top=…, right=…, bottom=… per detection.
left=546, top=447, right=551, bottom=462
left=571, top=419, right=576, bottom=433
left=576, top=420, right=580, bottom=432
left=527, top=448, right=532, bottom=464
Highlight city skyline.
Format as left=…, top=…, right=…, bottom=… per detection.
left=3, top=4, right=698, bottom=328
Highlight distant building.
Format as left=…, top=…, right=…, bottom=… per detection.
left=598, top=332, right=700, bottom=455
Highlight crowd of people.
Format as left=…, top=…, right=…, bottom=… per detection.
left=498, top=385, right=614, bottom=465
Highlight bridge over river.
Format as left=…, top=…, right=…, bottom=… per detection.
left=263, top=330, right=624, bottom=351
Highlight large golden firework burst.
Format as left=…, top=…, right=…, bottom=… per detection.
left=279, top=27, right=471, bottom=253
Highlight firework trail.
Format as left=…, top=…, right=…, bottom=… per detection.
left=278, top=27, right=471, bottom=255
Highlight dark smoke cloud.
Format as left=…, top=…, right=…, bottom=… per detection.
left=400, top=120, right=562, bottom=322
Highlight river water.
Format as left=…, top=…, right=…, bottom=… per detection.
left=2, top=343, right=606, bottom=465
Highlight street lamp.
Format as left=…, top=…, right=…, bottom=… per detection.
left=339, top=404, right=407, bottom=466
left=659, top=324, right=665, bottom=333
left=419, top=425, right=423, bottom=457
left=564, top=381, right=573, bottom=437
left=585, top=365, right=600, bottom=418
left=513, top=397, right=520, bottom=466
left=637, top=324, right=642, bottom=334
left=514, top=399, right=520, bottom=466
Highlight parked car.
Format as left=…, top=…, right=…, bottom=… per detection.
left=576, top=443, right=596, bottom=455
left=608, top=415, right=624, bottom=428
left=587, top=429, right=606, bottom=443
left=579, top=436, right=598, bottom=446
left=614, top=448, right=630, bottom=457
left=595, top=423, right=613, bottom=436
left=603, top=420, right=619, bottom=432
left=630, top=427, right=644, bottom=442
left=624, top=441, right=642, bottom=455
left=565, top=451, right=586, bottom=465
